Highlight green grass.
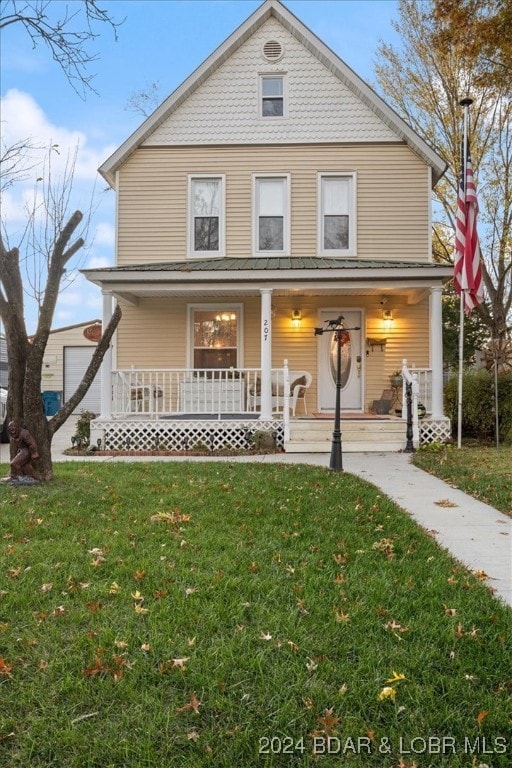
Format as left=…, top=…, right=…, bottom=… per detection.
left=412, top=444, right=512, bottom=517
left=0, top=462, right=510, bottom=767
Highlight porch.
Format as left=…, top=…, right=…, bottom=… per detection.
left=89, top=362, right=451, bottom=453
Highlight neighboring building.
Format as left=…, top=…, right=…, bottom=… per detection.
left=0, top=333, right=7, bottom=389
left=39, top=320, right=102, bottom=414
left=83, top=0, right=452, bottom=452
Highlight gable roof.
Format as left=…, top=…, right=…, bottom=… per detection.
left=99, top=0, right=446, bottom=186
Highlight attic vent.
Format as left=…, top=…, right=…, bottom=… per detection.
left=262, top=40, right=284, bottom=62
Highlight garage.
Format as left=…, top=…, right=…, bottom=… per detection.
left=64, top=346, right=101, bottom=414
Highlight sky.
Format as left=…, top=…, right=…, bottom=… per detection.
left=1, top=0, right=401, bottom=333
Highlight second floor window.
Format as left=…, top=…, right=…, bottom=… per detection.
left=318, top=174, right=355, bottom=255
left=189, top=176, right=225, bottom=256
left=254, top=175, right=290, bottom=254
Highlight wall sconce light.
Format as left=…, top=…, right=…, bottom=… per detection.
left=291, top=309, right=302, bottom=327
left=382, top=308, right=393, bottom=328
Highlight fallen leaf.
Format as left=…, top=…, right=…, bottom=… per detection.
left=176, top=692, right=201, bottom=714
left=71, top=712, right=99, bottom=725
left=316, top=707, right=341, bottom=734
left=383, top=619, right=410, bottom=634
left=386, top=671, right=406, bottom=684
left=259, top=631, right=272, bottom=641
left=172, top=657, right=190, bottom=670
left=477, top=710, right=489, bottom=725
left=378, top=686, right=397, bottom=701
left=0, top=658, right=13, bottom=677
left=434, top=499, right=458, bottom=508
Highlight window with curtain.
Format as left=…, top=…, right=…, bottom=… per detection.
left=319, top=175, right=355, bottom=254
left=193, top=309, right=238, bottom=369
left=254, top=175, right=289, bottom=253
left=261, top=75, right=285, bottom=117
left=189, top=177, right=224, bottom=255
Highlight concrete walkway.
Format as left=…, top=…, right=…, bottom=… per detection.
left=2, top=418, right=510, bottom=608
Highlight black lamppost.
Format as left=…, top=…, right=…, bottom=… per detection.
left=314, top=316, right=360, bottom=472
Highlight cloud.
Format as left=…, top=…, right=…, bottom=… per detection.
left=1, top=91, right=117, bottom=331
left=86, top=255, right=112, bottom=269
left=91, top=221, right=115, bottom=248
left=1, top=89, right=117, bottom=183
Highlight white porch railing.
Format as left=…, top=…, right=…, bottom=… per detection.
left=111, top=366, right=292, bottom=420
left=409, top=366, right=432, bottom=413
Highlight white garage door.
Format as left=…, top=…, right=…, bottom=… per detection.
left=64, top=347, right=101, bottom=414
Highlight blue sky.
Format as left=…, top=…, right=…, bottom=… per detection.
left=1, top=0, right=400, bottom=332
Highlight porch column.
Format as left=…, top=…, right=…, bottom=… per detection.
left=100, top=291, right=113, bottom=419
left=430, top=286, right=444, bottom=418
left=259, top=288, right=273, bottom=420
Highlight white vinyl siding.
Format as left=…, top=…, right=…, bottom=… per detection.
left=188, top=175, right=225, bottom=257
left=118, top=144, right=430, bottom=265
left=318, top=173, right=356, bottom=256
left=253, top=174, right=290, bottom=255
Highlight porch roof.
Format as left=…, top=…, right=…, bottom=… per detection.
left=85, top=256, right=453, bottom=275
left=83, top=256, right=453, bottom=299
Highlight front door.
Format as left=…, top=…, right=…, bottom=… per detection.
left=318, top=309, right=363, bottom=411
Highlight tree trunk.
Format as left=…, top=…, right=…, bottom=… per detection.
left=1, top=214, right=122, bottom=482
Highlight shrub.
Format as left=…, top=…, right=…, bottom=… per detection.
left=73, top=410, right=96, bottom=448
left=444, top=369, right=512, bottom=443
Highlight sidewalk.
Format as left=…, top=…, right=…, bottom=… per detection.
left=2, top=418, right=510, bottom=607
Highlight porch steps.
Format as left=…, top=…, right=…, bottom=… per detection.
left=285, top=417, right=407, bottom=453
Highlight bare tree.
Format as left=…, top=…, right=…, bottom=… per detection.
left=0, top=136, right=42, bottom=191
left=0, top=0, right=123, bottom=97
left=375, top=0, right=512, bottom=346
left=125, top=81, right=162, bottom=118
left=0, top=142, right=121, bottom=480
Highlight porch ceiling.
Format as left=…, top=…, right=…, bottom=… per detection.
left=82, top=257, right=453, bottom=305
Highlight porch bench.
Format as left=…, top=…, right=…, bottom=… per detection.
left=248, top=371, right=312, bottom=416
left=179, top=378, right=244, bottom=413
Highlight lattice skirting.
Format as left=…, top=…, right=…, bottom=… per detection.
left=419, top=418, right=452, bottom=445
left=90, top=419, right=284, bottom=452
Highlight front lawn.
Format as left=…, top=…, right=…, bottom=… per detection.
left=1, top=462, right=510, bottom=767
left=412, top=444, right=512, bottom=517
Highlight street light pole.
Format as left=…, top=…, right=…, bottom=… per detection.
left=314, top=316, right=360, bottom=472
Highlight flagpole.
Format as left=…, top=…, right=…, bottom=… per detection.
left=456, top=97, right=473, bottom=449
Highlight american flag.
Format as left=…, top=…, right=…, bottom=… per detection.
left=453, top=141, right=483, bottom=314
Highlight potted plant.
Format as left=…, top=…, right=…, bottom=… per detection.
left=390, top=370, right=403, bottom=388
